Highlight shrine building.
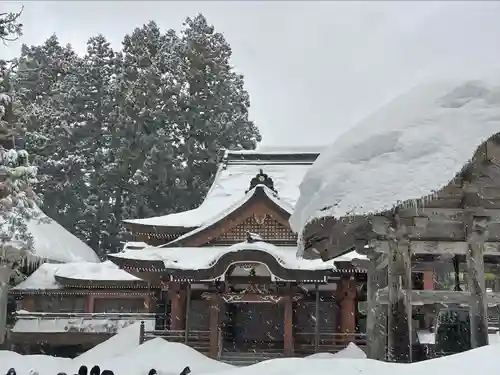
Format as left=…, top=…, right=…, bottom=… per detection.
left=110, top=149, right=368, bottom=358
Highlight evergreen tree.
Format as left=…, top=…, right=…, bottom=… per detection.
left=0, top=8, right=43, bottom=344
left=12, top=14, right=262, bottom=256
left=177, top=14, right=261, bottom=205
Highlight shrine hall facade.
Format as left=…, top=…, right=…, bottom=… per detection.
left=110, top=149, right=369, bottom=357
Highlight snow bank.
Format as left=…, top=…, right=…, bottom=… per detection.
left=70, top=322, right=145, bottom=370
left=0, top=351, right=71, bottom=375
left=3, top=339, right=500, bottom=375
left=289, top=73, right=500, bottom=238
left=307, top=343, right=367, bottom=359
left=94, top=339, right=233, bottom=375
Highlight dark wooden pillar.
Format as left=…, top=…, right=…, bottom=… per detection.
left=208, top=294, right=221, bottom=359
left=465, top=210, right=489, bottom=348
left=169, top=283, right=186, bottom=330
left=314, top=283, right=320, bottom=351
left=366, top=253, right=387, bottom=360
left=283, top=295, right=294, bottom=356
left=184, top=284, right=192, bottom=344
left=387, top=216, right=412, bottom=363
left=337, top=277, right=357, bottom=344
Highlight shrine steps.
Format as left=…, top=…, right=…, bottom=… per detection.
left=219, top=349, right=284, bottom=366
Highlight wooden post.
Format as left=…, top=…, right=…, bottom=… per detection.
left=337, top=277, right=357, bottom=345
left=208, top=294, right=220, bottom=359
left=367, top=253, right=387, bottom=360
left=465, top=211, right=489, bottom=348
left=184, top=283, right=191, bottom=345
left=387, top=215, right=412, bottom=363
left=284, top=295, right=294, bottom=356
left=139, top=320, right=145, bottom=344
left=314, top=283, right=320, bottom=351
left=168, top=283, right=186, bottom=331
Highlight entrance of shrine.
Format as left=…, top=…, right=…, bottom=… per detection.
left=223, top=302, right=285, bottom=350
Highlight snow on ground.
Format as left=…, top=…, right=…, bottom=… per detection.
left=289, top=72, right=500, bottom=237
left=306, top=342, right=367, bottom=359
left=1, top=331, right=500, bottom=375
left=69, top=321, right=144, bottom=365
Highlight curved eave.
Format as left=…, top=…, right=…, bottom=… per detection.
left=53, top=275, right=149, bottom=288
left=167, top=249, right=330, bottom=282
left=108, top=254, right=166, bottom=272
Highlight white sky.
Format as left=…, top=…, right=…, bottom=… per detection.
left=2, top=1, right=500, bottom=148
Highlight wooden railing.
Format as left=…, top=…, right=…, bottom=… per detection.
left=139, top=324, right=210, bottom=353
left=295, top=332, right=367, bottom=354
left=16, top=312, right=156, bottom=319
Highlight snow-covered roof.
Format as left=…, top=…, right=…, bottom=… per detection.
left=12, top=260, right=141, bottom=291
left=290, top=74, right=500, bottom=234
left=4, top=206, right=100, bottom=263
left=111, top=241, right=364, bottom=271
left=166, top=185, right=293, bottom=245
left=124, top=149, right=317, bottom=228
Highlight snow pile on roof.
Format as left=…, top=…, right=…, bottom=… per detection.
left=4, top=206, right=100, bottom=263
left=167, top=185, right=293, bottom=245
left=54, top=260, right=141, bottom=282
left=307, top=343, right=367, bottom=359
left=112, top=241, right=338, bottom=271
left=12, top=260, right=141, bottom=290
left=290, top=73, right=500, bottom=234
left=125, top=151, right=315, bottom=228
left=12, top=315, right=155, bottom=334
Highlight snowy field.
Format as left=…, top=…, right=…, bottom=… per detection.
left=1, top=323, right=499, bottom=375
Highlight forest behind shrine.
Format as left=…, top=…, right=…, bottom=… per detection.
left=1, top=11, right=262, bottom=256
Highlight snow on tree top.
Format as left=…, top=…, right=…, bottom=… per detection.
left=124, top=150, right=318, bottom=228
left=290, top=73, right=500, bottom=235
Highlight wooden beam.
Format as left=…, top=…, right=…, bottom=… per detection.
left=376, top=290, right=500, bottom=305
left=370, top=240, right=500, bottom=256
left=366, top=254, right=387, bottom=361
left=386, top=217, right=412, bottom=363
left=465, top=212, right=489, bottom=348
left=397, top=207, right=500, bottom=219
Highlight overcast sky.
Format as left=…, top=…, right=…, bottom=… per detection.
left=3, top=1, right=500, bottom=148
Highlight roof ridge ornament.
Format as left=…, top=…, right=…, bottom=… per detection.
left=246, top=169, right=278, bottom=194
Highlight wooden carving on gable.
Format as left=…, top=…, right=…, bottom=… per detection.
left=246, top=169, right=277, bottom=194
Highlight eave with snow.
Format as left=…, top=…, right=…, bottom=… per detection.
left=288, top=76, right=500, bottom=362
left=9, top=261, right=156, bottom=352
left=123, top=149, right=319, bottom=244
left=2, top=206, right=100, bottom=265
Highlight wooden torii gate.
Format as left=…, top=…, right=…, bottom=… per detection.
left=303, top=137, right=500, bottom=362
left=357, top=138, right=500, bottom=362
